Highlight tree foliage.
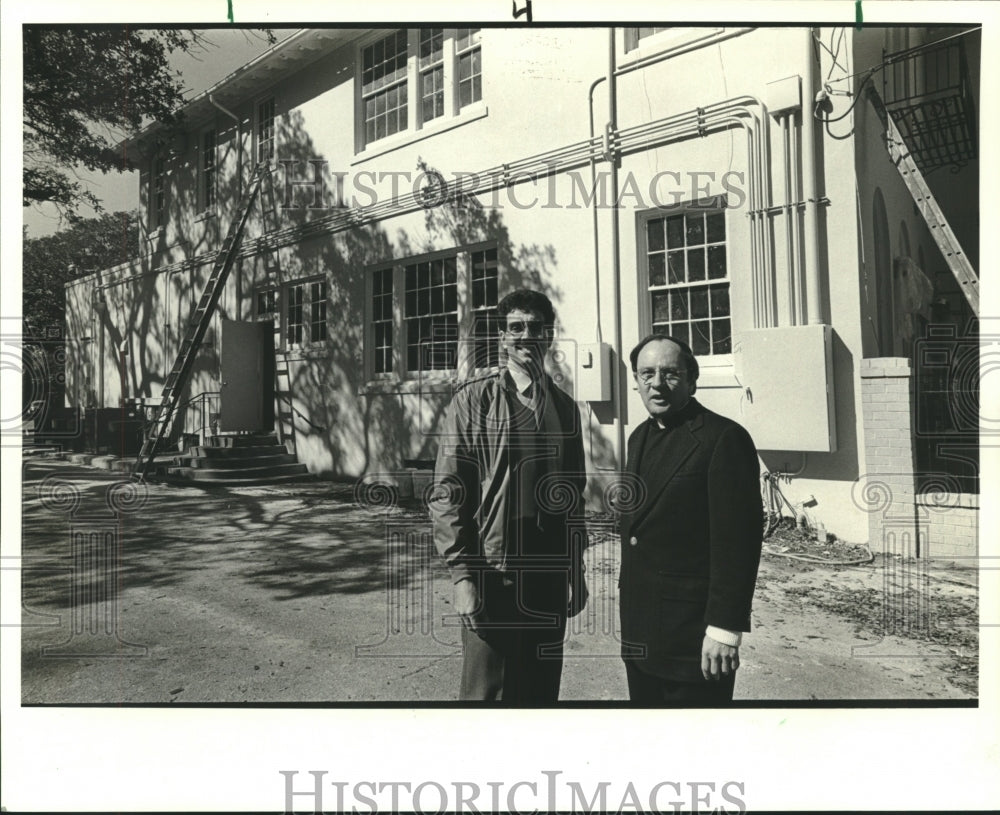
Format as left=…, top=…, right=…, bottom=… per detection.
left=23, top=211, right=140, bottom=339
left=22, top=27, right=203, bottom=214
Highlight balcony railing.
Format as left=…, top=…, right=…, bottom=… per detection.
left=882, top=37, right=977, bottom=173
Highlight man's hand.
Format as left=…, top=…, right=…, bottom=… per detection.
left=454, top=578, right=482, bottom=633
left=701, top=635, right=739, bottom=681
left=568, top=572, right=589, bottom=618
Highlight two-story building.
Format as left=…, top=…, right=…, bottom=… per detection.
left=63, top=25, right=981, bottom=558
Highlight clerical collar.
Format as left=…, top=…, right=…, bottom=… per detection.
left=654, top=398, right=696, bottom=430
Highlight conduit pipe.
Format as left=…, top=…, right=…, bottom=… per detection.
left=790, top=110, right=804, bottom=325
left=802, top=30, right=824, bottom=325
left=607, top=29, right=627, bottom=470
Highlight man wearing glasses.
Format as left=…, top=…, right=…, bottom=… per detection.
left=431, top=288, right=588, bottom=703
left=619, top=334, right=762, bottom=703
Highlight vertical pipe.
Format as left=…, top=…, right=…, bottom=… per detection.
left=608, top=28, right=626, bottom=470
left=750, top=127, right=762, bottom=329
left=782, top=114, right=796, bottom=326
left=790, top=111, right=803, bottom=325
left=803, top=29, right=824, bottom=324
left=588, top=80, right=604, bottom=345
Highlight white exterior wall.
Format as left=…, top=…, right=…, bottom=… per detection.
left=66, top=26, right=978, bottom=546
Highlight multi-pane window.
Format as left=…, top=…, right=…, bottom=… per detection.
left=369, top=247, right=499, bottom=378
left=372, top=267, right=394, bottom=374
left=362, top=29, right=409, bottom=144
left=257, top=98, right=275, bottom=164
left=419, top=28, right=445, bottom=123
left=287, top=282, right=305, bottom=346
left=201, top=129, right=217, bottom=210
left=285, top=280, right=328, bottom=347
left=470, top=248, right=499, bottom=369
left=151, top=156, right=166, bottom=227
left=625, top=27, right=671, bottom=52
left=645, top=205, right=731, bottom=355
left=309, top=281, right=328, bottom=343
left=358, top=29, right=485, bottom=150
left=405, top=257, right=458, bottom=371
left=456, top=28, right=482, bottom=109
left=256, top=289, right=277, bottom=319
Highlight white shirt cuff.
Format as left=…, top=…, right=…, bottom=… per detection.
left=705, top=625, right=742, bottom=647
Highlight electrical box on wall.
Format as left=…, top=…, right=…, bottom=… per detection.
left=732, top=325, right=837, bottom=452
left=576, top=342, right=612, bottom=402
left=765, top=74, right=802, bottom=115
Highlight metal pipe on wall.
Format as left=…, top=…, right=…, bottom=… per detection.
left=782, top=114, right=795, bottom=325
left=802, top=30, right=824, bottom=325
left=790, top=110, right=803, bottom=325
left=607, top=28, right=626, bottom=470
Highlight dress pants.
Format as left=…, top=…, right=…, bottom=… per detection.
left=459, top=568, right=568, bottom=704
left=624, top=659, right=736, bottom=705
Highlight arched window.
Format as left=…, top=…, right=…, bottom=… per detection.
left=898, top=221, right=911, bottom=260
left=873, top=189, right=894, bottom=356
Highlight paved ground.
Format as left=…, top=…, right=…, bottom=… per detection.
left=19, top=458, right=977, bottom=704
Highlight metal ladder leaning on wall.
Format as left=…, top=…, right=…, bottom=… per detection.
left=866, top=86, right=980, bottom=315
left=134, top=166, right=266, bottom=479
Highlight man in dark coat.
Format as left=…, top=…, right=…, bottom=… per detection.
left=619, top=334, right=762, bottom=703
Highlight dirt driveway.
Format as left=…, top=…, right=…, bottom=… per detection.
left=19, top=458, right=977, bottom=703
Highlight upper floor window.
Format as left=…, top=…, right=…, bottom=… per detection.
left=455, top=28, right=482, bottom=109
left=624, top=27, right=670, bottom=52
left=256, top=97, right=275, bottom=165
left=419, top=28, right=445, bottom=123
left=151, top=156, right=166, bottom=228
left=641, top=201, right=731, bottom=356
left=201, top=129, right=217, bottom=211
left=357, top=28, right=485, bottom=152
left=362, top=29, right=409, bottom=144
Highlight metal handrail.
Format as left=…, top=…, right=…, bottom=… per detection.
left=173, top=390, right=220, bottom=445
left=276, top=392, right=327, bottom=433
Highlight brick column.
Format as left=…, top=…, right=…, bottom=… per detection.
left=858, top=357, right=918, bottom=557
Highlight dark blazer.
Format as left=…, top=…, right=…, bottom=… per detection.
left=619, top=398, right=763, bottom=681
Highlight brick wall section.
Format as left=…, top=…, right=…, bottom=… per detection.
left=859, top=358, right=918, bottom=557
left=917, top=494, right=978, bottom=563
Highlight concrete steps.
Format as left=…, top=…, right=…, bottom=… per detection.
left=162, top=433, right=312, bottom=485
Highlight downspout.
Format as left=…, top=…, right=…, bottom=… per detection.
left=802, top=30, right=824, bottom=324
left=607, top=28, right=626, bottom=470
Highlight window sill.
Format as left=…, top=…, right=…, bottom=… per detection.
left=359, top=376, right=458, bottom=396
left=146, top=226, right=165, bottom=242
left=282, top=344, right=331, bottom=361
left=351, top=104, right=489, bottom=165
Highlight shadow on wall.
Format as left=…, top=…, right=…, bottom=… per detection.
left=69, top=112, right=620, bottom=488
left=243, top=119, right=620, bottom=481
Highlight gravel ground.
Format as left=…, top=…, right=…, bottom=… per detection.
left=19, top=458, right=978, bottom=703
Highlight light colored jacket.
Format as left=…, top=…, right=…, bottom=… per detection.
left=430, top=368, right=586, bottom=584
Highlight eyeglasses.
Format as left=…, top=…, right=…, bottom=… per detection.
left=504, top=320, right=552, bottom=337
left=636, top=367, right=686, bottom=386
